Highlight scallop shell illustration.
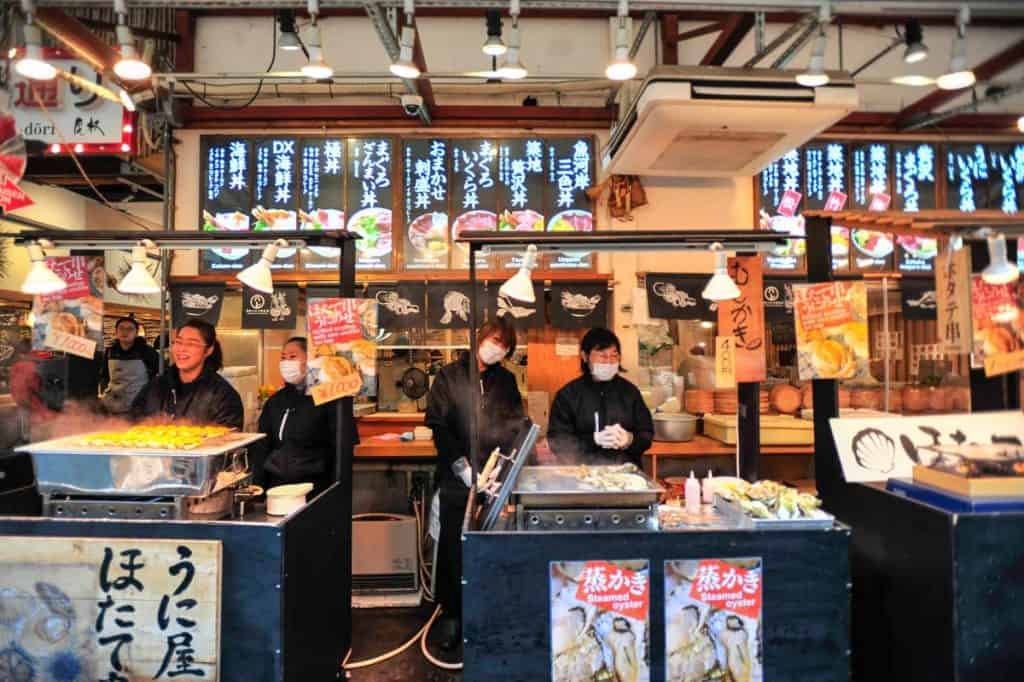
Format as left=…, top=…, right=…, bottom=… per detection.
left=852, top=428, right=896, bottom=473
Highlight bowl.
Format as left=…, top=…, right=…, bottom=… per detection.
left=266, top=482, right=313, bottom=516
left=653, top=413, right=698, bottom=442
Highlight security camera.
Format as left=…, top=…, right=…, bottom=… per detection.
left=401, top=94, right=424, bottom=116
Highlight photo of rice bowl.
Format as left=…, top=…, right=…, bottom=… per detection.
left=347, top=207, right=393, bottom=259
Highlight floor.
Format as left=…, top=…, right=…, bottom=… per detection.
left=345, top=604, right=463, bottom=682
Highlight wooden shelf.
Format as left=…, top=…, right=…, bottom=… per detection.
left=355, top=437, right=436, bottom=458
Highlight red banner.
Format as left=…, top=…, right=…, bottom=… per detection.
left=717, top=255, right=766, bottom=382
left=0, top=177, right=32, bottom=213
left=687, top=558, right=763, bottom=619
left=868, top=192, right=892, bottom=212
left=307, top=298, right=366, bottom=347
left=574, top=560, right=649, bottom=622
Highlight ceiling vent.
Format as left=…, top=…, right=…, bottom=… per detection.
left=602, top=66, right=859, bottom=178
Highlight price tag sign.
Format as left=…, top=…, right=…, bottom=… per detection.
left=715, top=336, right=736, bottom=389
left=868, top=192, right=892, bottom=212
left=777, top=189, right=802, bottom=217
left=44, top=328, right=96, bottom=359
left=823, top=190, right=847, bottom=212
left=985, top=350, right=1024, bottom=378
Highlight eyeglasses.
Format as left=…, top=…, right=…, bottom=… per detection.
left=173, top=337, right=207, bottom=350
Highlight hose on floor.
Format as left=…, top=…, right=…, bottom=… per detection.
left=341, top=604, right=463, bottom=672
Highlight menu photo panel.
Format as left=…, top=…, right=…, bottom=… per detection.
left=892, top=142, right=937, bottom=212
left=253, top=137, right=299, bottom=270
left=451, top=138, right=499, bottom=270
left=403, top=138, right=450, bottom=270
left=850, top=142, right=891, bottom=211
left=299, top=137, right=346, bottom=271
left=347, top=137, right=394, bottom=271
left=544, top=137, right=595, bottom=270
left=497, top=137, right=546, bottom=270
left=200, top=136, right=254, bottom=272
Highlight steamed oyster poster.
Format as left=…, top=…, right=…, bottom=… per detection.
left=793, top=281, right=869, bottom=380
left=551, top=560, right=650, bottom=682
left=666, top=558, right=763, bottom=682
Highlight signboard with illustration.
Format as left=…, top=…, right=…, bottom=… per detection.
left=970, top=275, right=1024, bottom=376
left=346, top=137, right=393, bottom=271
left=170, top=283, right=225, bottom=327
left=403, top=138, right=449, bottom=270
left=665, top=558, right=763, bottom=682
left=306, top=297, right=377, bottom=404
left=241, top=285, right=297, bottom=330
left=936, top=249, right=973, bottom=355
left=550, top=560, right=650, bottom=682
left=793, top=281, right=869, bottom=380
left=0, top=535, right=221, bottom=680
left=32, top=256, right=103, bottom=359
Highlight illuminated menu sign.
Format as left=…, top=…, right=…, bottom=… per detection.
left=760, top=149, right=801, bottom=215
left=851, top=143, right=890, bottom=210
left=896, top=234, right=938, bottom=274
left=831, top=226, right=850, bottom=272
left=201, top=137, right=253, bottom=272
left=346, top=137, right=393, bottom=270
left=298, top=138, right=345, bottom=271
left=988, top=144, right=1024, bottom=214
left=893, top=142, right=937, bottom=212
left=403, top=138, right=449, bottom=270
left=850, top=229, right=894, bottom=272
left=253, top=138, right=298, bottom=271
left=451, top=138, right=498, bottom=270
left=545, top=138, right=595, bottom=270
left=804, top=142, right=846, bottom=211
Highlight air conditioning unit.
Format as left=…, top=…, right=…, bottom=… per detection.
left=352, top=513, right=421, bottom=608
left=602, top=66, right=859, bottom=178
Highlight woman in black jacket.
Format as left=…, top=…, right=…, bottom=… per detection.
left=547, top=327, right=654, bottom=467
left=254, top=336, right=351, bottom=495
left=131, top=319, right=243, bottom=430
left=424, top=317, right=525, bottom=648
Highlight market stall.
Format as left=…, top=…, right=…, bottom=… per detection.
left=456, top=230, right=851, bottom=682
left=0, top=229, right=357, bottom=681
left=800, top=212, right=1024, bottom=682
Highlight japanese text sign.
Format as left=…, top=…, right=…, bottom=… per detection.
left=715, top=336, right=737, bottom=389
left=687, top=558, right=763, bottom=619
left=868, top=192, right=892, bottom=212
left=717, top=256, right=766, bottom=382
left=936, top=248, right=972, bottom=355
left=824, top=190, right=847, bottom=212
left=307, top=298, right=368, bottom=346
left=971, top=274, right=1024, bottom=372
left=0, top=536, right=221, bottom=679
left=572, top=560, right=650, bottom=621
left=45, top=327, right=96, bottom=359
left=41, top=256, right=91, bottom=303
left=777, top=189, right=802, bottom=217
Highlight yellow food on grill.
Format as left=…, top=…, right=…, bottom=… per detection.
left=79, top=425, right=232, bottom=450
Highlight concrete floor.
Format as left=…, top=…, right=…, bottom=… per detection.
left=345, top=604, right=462, bottom=682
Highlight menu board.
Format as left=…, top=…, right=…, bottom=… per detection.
left=850, top=229, right=894, bottom=272
left=403, top=138, right=449, bottom=270
left=793, top=280, right=869, bottom=380
left=944, top=143, right=1024, bottom=213
left=850, top=142, right=890, bottom=210
left=892, top=142, right=937, bottom=212
left=253, top=138, right=298, bottom=271
left=347, top=137, right=393, bottom=271
left=299, top=138, right=345, bottom=271
left=545, top=137, right=595, bottom=270
left=451, top=138, right=498, bottom=270
left=804, top=142, right=846, bottom=211
left=896, top=234, right=938, bottom=274
left=498, top=138, right=546, bottom=269
left=831, top=226, right=850, bottom=272
left=201, top=137, right=253, bottom=271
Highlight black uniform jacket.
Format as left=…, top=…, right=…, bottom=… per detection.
left=547, top=373, right=654, bottom=467
left=132, top=366, right=244, bottom=430
left=424, top=353, right=525, bottom=485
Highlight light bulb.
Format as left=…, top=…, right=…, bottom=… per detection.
left=390, top=28, right=420, bottom=79
left=1017, top=114, right=1024, bottom=133
left=302, top=46, right=334, bottom=80
left=702, top=247, right=741, bottom=302
left=605, top=46, right=636, bottom=81
left=482, top=34, right=507, bottom=57
left=937, top=32, right=974, bottom=90
left=114, top=25, right=151, bottom=80
left=796, top=33, right=829, bottom=88
left=117, top=244, right=160, bottom=295
left=890, top=75, right=934, bottom=87
left=498, top=49, right=527, bottom=80
left=15, top=28, right=56, bottom=81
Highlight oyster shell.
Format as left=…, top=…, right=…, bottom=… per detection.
left=852, top=428, right=896, bottom=473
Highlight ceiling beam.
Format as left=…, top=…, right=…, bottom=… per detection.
left=660, top=13, right=679, bottom=65
left=677, top=22, right=723, bottom=41
left=889, top=38, right=1024, bottom=129
left=832, top=111, right=1024, bottom=133
left=700, top=12, right=754, bottom=66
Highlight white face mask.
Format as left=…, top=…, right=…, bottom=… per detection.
left=591, top=363, right=619, bottom=382
left=279, top=359, right=306, bottom=385
left=478, top=340, right=507, bottom=366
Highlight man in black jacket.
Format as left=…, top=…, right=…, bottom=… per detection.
left=424, top=317, right=525, bottom=649
left=131, top=320, right=243, bottom=430
left=547, top=327, right=653, bottom=467
left=99, top=316, right=159, bottom=415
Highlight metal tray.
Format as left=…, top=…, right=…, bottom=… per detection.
left=17, top=432, right=265, bottom=497
left=713, top=494, right=835, bottom=531
left=512, top=465, right=664, bottom=508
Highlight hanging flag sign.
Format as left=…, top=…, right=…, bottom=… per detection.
left=487, top=283, right=545, bottom=330
left=426, top=282, right=485, bottom=330
left=868, top=192, right=892, bottom=212
left=900, top=279, right=937, bottom=321
left=368, top=283, right=426, bottom=333
left=170, top=283, right=225, bottom=326
left=0, top=177, right=33, bottom=212
left=717, top=256, right=766, bottom=382
left=762, top=279, right=795, bottom=323
left=241, top=284, right=298, bottom=329
left=970, top=275, right=1024, bottom=376
left=306, top=298, right=376, bottom=404
left=307, top=298, right=369, bottom=346
left=645, top=274, right=711, bottom=320
left=551, top=560, right=650, bottom=681
left=935, top=248, right=973, bottom=355
left=665, top=558, right=764, bottom=682
left=549, top=283, right=608, bottom=329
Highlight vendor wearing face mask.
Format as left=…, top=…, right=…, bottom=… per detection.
left=424, top=317, right=525, bottom=650
left=253, top=337, right=353, bottom=496
left=547, top=327, right=654, bottom=467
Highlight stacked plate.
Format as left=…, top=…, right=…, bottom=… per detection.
left=714, top=389, right=738, bottom=415
left=684, top=389, right=714, bottom=415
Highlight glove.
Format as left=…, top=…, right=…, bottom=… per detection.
left=594, top=428, right=616, bottom=449
left=608, top=424, right=634, bottom=450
